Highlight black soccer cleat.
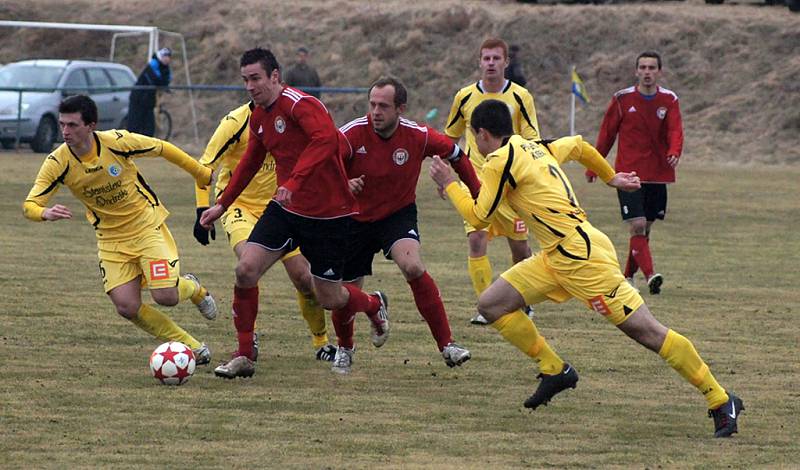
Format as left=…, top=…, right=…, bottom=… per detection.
left=315, top=344, right=338, bottom=362
left=709, top=393, right=744, bottom=438
left=647, top=273, right=664, bottom=295
left=524, top=363, right=579, bottom=410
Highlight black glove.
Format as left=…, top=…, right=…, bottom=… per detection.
left=193, top=207, right=215, bottom=245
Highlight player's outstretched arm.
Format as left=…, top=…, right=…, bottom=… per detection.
left=430, top=156, right=489, bottom=229
left=607, top=172, right=641, bottom=192
left=160, top=141, right=212, bottom=188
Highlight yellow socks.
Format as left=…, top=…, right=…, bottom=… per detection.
left=177, top=276, right=206, bottom=305
left=130, top=304, right=201, bottom=350
left=492, top=310, right=564, bottom=375
left=468, top=255, right=493, bottom=296
left=296, top=290, right=329, bottom=348
left=659, top=329, right=728, bottom=409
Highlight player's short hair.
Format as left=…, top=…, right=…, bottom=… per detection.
left=471, top=99, right=512, bottom=138
left=636, top=51, right=662, bottom=70
left=59, top=95, right=97, bottom=125
left=369, top=76, right=408, bottom=107
left=479, top=38, right=509, bottom=59
left=240, top=48, right=281, bottom=76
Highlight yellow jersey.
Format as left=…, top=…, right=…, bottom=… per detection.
left=446, top=135, right=616, bottom=253
left=24, top=130, right=210, bottom=241
left=195, top=102, right=277, bottom=210
left=445, top=80, right=540, bottom=171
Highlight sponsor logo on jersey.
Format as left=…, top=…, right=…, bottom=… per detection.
left=108, top=163, right=122, bottom=177
left=257, top=125, right=263, bottom=135
left=356, top=145, right=367, bottom=154
left=392, top=148, right=409, bottom=165
left=589, top=295, right=611, bottom=316
left=657, top=107, right=667, bottom=120
left=150, top=259, right=170, bottom=280
left=84, top=165, right=103, bottom=174
left=514, top=218, right=527, bottom=233
left=628, top=106, right=637, bottom=113
left=275, top=116, right=286, bottom=133
left=323, top=268, right=335, bottom=276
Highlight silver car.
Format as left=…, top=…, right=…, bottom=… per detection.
left=0, top=59, right=136, bottom=153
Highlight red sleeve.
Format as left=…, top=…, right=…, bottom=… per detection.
left=282, top=98, right=339, bottom=195
left=425, top=126, right=480, bottom=198
left=595, top=96, right=621, bottom=158
left=666, top=97, right=683, bottom=158
left=450, top=152, right=481, bottom=198
left=218, top=129, right=267, bottom=209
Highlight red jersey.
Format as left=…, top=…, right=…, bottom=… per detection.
left=219, top=87, right=357, bottom=218
left=595, top=85, right=683, bottom=183
left=340, top=115, right=479, bottom=222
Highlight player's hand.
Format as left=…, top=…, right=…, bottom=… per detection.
left=200, top=204, right=225, bottom=229
left=193, top=207, right=216, bottom=245
left=667, top=155, right=680, bottom=168
left=429, top=156, right=456, bottom=189
left=274, top=186, right=292, bottom=205
left=42, top=204, right=72, bottom=221
left=585, top=169, right=598, bottom=183
left=349, top=175, right=365, bottom=195
left=607, top=171, right=640, bottom=192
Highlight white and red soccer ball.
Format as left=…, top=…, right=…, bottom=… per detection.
left=149, top=341, right=196, bottom=385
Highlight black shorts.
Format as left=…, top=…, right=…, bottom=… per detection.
left=343, top=203, right=420, bottom=281
left=617, top=183, right=668, bottom=222
left=247, top=200, right=354, bottom=281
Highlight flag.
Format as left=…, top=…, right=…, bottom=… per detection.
left=571, top=66, right=590, bottom=104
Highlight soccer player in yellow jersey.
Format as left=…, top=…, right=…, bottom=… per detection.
left=445, top=37, right=541, bottom=325
left=193, top=101, right=336, bottom=361
left=23, top=95, right=218, bottom=365
left=430, top=99, right=743, bottom=438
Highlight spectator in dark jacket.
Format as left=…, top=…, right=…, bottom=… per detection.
left=284, top=46, right=322, bottom=99
left=505, top=44, right=527, bottom=88
left=128, top=47, right=172, bottom=136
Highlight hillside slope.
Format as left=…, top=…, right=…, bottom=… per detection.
left=1, top=0, right=798, bottom=164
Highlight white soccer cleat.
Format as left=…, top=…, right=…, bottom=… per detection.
left=192, top=343, right=211, bottom=366
left=442, top=342, right=471, bottom=368
left=331, top=347, right=354, bottom=374
left=183, top=273, right=217, bottom=320
left=470, top=312, right=489, bottom=325
left=214, top=355, right=255, bottom=379
left=370, top=291, right=390, bottom=348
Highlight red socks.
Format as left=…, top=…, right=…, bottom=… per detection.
left=409, top=272, right=452, bottom=351
left=629, top=235, right=654, bottom=279
left=332, top=307, right=356, bottom=349
left=343, top=283, right=380, bottom=319
left=233, top=285, right=259, bottom=359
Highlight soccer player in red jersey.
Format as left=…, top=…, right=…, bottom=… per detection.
left=199, top=48, right=388, bottom=378
left=586, top=51, right=684, bottom=295
left=335, top=76, right=481, bottom=372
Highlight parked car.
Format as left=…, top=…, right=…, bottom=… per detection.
left=0, top=59, right=136, bottom=153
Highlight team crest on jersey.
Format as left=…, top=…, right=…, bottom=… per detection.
left=392, top=148, right=409, bottom=165
left=107, top=163, right=122, bottom=177
left=274, top=116, right=286, bottom=133
left=657, top=107, right=667, bottom=120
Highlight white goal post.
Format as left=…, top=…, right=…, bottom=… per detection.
left=0, top=20, right=199, bottom=143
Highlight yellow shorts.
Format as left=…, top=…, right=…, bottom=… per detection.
left=500, top=222, right=644, bottom=325
left=97, top=223, right=181, bottom=293
left=221, top=203, right=301, bottom=261
left=461, top=183, right=528, bottom=241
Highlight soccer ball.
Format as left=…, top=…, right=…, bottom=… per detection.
left=149, top=341, right=196, bottom=385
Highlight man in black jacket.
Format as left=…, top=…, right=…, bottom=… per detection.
left=128, top=47, right=172, bottom=136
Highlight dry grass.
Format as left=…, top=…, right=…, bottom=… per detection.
left=1, top=152, right=798, bottom=468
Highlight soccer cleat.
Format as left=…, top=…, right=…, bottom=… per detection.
left=315, top=344, right=338, bottom=362
left=331, top=346, right=354, bottom=374
left=647, top=273, right=664, bottom=295
left=470, top=312, right=489, bottom=325
left=370, top=291, right=390, bottom=347
left=524, top=305, right=535, bottom=319
left=183, top=273, right=218, bottom=320
left=192, top=343, right=211, bottom=366
left=709, top=393, right=744, bottom=438
left=442, top=342, right=471, bottom=368
left=524, top=363, right=579, bottom=409
left=214, top=355, right=255, bottom=379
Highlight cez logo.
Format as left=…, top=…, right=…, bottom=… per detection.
left=514, top=219, right=527, bottom=233
left=108, top=163, right=122, bottom=177
left=149, top=259, right=169, bottom=280
left=589, top=295, right=611, bottom=316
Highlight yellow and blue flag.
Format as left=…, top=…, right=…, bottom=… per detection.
left=571, top=67, right=590, bottom=104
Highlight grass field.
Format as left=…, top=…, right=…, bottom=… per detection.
left=1, top=151, right=798, bottom=468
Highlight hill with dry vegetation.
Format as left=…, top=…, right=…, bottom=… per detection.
left=1, top=0, right=798, bottom=164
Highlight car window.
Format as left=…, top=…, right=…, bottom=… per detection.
left=0, top=64, right=64, bottom=89
left=85, top=68, right=112, bottom=93
left=107, top=69, right=135, bottom=88
left=62, top=70, right=89, bottom=95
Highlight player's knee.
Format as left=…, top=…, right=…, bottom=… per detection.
left=399, top=261, right=425, bottom=281
left=285, top=264, right=313, bottom=294
left=629, top=220, right=647, bottom=236
left=114, top=299, right=141, bottom=319
left=315, top=287, right=346, bottom=310
left=151, top=287, right=179, bottom=307
left=476, top=295, right=504, bottom=322
left=235, top=260, right=260, bottom=287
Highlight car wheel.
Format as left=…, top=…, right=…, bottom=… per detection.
left=31, top=115, right=58, bottom=153
left=1, top=139, right=15, bottom=150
